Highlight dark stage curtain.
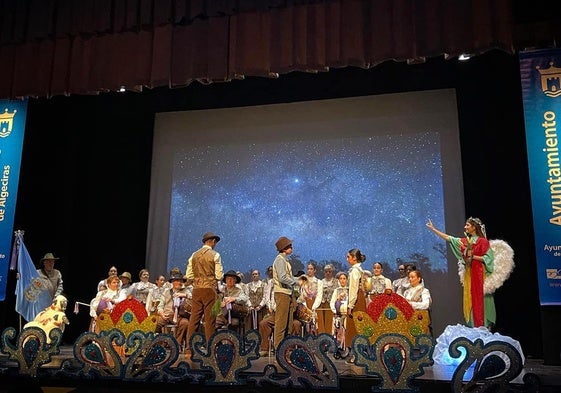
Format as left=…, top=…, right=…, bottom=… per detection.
left=0, top=0, right=514, bottom=99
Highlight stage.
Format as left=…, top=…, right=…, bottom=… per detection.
left=1, top=298, right=558, bottom=393
left=1, top=332, right=561, bottom=393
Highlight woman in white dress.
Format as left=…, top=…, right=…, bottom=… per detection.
left=130, top=268, right=157, bottom=306
left=402, top=270, right=432, bottom=310
left=89, top=274, right=126, bottom=332
left=146, top=275, right=167, bottom=315
left=317, top=264, right=337, bottom=335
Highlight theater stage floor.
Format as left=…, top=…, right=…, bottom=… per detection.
left=1, top=345, right=560, bottom=393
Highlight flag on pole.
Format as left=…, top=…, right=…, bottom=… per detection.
left=14, top=232, right=52, bottom=323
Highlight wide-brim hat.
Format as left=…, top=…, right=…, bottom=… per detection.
left=119, top=272, right=132, bottom=281
left=202, top=232, right=221, bottom=243
left=222, top=270, right=241, bottom=283
left=275, top=236, right=293, bottom=252
left=169, top=272, right=187, bottom=282
left=40, top=252, right=59, bottom=262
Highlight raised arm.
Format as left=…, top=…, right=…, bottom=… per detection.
left=426, top=219, right=451, bottom=241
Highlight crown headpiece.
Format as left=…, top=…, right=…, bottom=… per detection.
left=467, top=217, right=486, bottom=238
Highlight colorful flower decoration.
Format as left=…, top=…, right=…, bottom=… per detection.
left=363, top=290, right=431, bottom=344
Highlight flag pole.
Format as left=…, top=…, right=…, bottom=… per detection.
left=13, top=230, right=24, bottom=332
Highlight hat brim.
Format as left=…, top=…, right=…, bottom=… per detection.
left=276, top=238, right=293, bottom=252
left=203, top=235, right=221, bottom=243
left=222, top=275, right=241, bottom=284
left=169, top=275, right=187, bottom=282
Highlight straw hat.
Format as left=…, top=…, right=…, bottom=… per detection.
left=40, top=252, right=59, bottom=262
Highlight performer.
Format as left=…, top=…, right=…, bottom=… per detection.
left=156, top=272, right=191, bottom=347
left=272, top=236, right=298, bottom=349
left=317, top=264, right=337, bottom=335
left=426, top=217, right=495, bottom=329
left=89, top=274, right=126, bottom=332
left=37, top=253, right=64, bottom=302
left=215, top=270, right=249, bottom=330
left=185, top=232, right=224, bottom=351
left=401, top=270, right=432, bottom=310
left=131, top=269, right=156, bottom=305
left=367, top=262, right=392, bottom=305
left=97, top=266, right=120, bottom=292
left=345, top=248, right=367, bottom=363
left=330, top=271, right=349, bottom=357
left=296, top=262, right=323, bottom=335
left=246, top=269, right=267, bottom=331
left=146, top=275, right=167, bottom=315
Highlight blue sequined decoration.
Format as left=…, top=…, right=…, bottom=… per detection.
left=384, top=307, right=398, bottom=320
left=143, top=343, right=168, bottom=366
left=84, top=342, right=105, bottom=363
left=382, top=344, right=405, bottom=383
left=289, top=346, right=319, bottom=373
left=216, top=340, right=235, bottom=377
left=22, top=337, right=39, bottom=367
left=123, top=311, right=134, bottom=323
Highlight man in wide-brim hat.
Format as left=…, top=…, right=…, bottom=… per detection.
left=41, top=252, right=60, bottom=263
left=37, top=252, right=64, bottom=302
left=156, top=271, right=190, bottom=347
left=185, top=231, right=225, bottom=354
left=222, top=270, right=241, bottom=284
left=169, top=272, right=187, bottom=283
left=202, top=232, right=220, bottom=243
left=216, top=270, right=249, bottom=330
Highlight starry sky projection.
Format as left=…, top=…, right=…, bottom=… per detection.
left=166, top=131, right=447, bottom=276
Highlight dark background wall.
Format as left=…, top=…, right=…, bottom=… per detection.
left=1, top=48, right=557, bottom=363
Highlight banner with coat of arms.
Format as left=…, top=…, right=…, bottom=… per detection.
left=519, top=49, right=561, bottom=305
left=0, top=100, right=28, bottom=301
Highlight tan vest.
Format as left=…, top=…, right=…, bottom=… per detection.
left=191, top=247, right=219, bottom=290
left=163, top=287, right=188, bottom=318
left=273, top=255, right=293, bottom=295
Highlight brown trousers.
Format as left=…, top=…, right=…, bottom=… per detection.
left=259, top=312, right=275, bottom=351
left=187, top=287, right=217, bottom=347
left=156, top=314, right=189, bottom=347
left=273, top=292, right=297, bottom=348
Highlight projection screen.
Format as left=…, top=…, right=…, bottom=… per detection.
left=147, top=89, right=466, bottom=336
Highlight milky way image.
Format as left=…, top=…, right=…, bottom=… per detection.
left=167, top=131, right=447, bottom=276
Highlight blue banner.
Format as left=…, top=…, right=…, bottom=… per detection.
left=0, top=99, right=28, bottom=301
left=520, top=49, right=561, bottom=305
left=14, top=232, right=51, bottom=322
